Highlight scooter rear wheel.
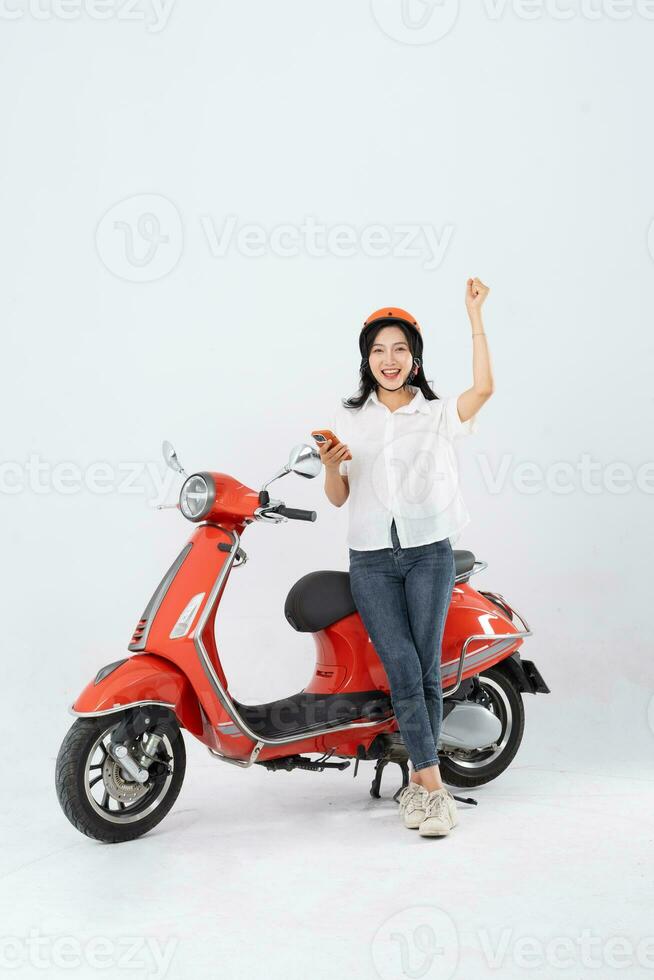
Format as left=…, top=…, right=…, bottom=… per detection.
left=55, top=713, right=186, bottom=843
left=438, top=666, right=525, bottom=788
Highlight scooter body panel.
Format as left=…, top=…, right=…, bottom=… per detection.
left=306, top=581, right=527, bottom=697
left=71, top=653, right=205, bottom=737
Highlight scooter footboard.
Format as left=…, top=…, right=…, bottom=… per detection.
left=69, top=653, right=204, bottom=736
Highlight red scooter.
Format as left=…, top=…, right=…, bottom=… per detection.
left=56, top=440, right=549, bottom=843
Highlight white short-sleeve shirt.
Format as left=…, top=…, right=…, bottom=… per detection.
left=329, top=385, right=478, bottom=550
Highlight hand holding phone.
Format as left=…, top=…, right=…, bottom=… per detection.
left=311, top=429, right=352, bottom=469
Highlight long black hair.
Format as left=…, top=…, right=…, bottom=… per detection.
left=341, top=319, right=441, bottom=410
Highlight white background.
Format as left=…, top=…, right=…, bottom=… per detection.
left=1, top=3, right=653, bottom=979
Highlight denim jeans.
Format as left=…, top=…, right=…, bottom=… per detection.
left=348, top=518, right=456, bottom=771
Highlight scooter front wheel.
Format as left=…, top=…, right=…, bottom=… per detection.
left=55, top=713, right=186, bottom=843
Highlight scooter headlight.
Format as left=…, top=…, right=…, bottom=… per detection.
left=179, top=473, right=215, bottom=522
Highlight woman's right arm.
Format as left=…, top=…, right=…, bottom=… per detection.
left=318, top=439, right=350, bottom=507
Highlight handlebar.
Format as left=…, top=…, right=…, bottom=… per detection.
left=275, top=505, right=317, bottom=522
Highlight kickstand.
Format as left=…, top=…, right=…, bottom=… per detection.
left=369, top=756, right=410, bottom=800
left=391, top=765, right=410, bottom=803
left=369, top=755, right=479, bottom=806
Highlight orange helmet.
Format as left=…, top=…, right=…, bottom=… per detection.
left=362, top=306, right=422, bottom=336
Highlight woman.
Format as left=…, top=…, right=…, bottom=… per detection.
left=319, top=279, right=494, bottom=838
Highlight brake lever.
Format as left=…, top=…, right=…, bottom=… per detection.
left=256, top=508, right=286, bottom=524
left=254, top=498, right=286, bottom=523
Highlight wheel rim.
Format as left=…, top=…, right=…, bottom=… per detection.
left=445, top=676, right=513, bottom=770
left=83, top=722, right=175, bottom=825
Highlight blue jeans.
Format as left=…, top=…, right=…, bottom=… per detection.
left=348, top=518, right=456, bottom=771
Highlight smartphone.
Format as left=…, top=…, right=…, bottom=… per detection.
left=311, top=429, right=352, bottom=460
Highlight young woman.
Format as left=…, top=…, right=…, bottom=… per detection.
left=319, top=279, right=494, bottom=837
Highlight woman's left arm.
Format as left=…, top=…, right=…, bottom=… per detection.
left=457, top=277, right=495, bottom=423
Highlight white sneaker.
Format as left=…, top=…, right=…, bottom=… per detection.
left=418, top=788, right=458, bottom=837
left=397, top=782, right=428, bottom=829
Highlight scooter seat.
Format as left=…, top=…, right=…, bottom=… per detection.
left=284, top=551, right=477, bottom=634
left=285, top=571, right=356, bottom=633
left=453, top=549, right=476, bottom=577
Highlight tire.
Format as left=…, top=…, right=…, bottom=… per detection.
left=55, top=713, right=186, bottom=843
left=439, top=665, right=525, bottom=788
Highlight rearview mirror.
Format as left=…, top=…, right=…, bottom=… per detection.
left=288, top=443, right=322, bottom=479
left=162, top=440, right=187, bottom=476
left=260, top=443, right=321, bottom=491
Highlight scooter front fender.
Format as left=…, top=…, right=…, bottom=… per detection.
left=69, top=653, right=204, bottom=737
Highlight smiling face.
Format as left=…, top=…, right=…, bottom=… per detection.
left=367, top=325, right=414, bottom=389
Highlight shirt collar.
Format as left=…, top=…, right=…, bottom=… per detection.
left=363, top=384, right=431, bottom=415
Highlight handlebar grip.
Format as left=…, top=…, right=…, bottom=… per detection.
left=277, top=506, right=317, bottom=522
